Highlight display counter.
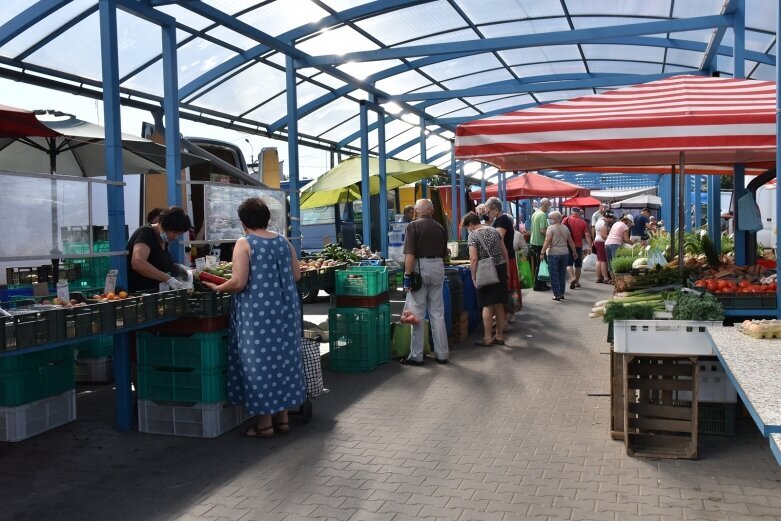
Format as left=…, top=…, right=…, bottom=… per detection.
left=707, top=326, right=781, bottom=436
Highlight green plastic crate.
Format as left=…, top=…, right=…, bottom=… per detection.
left=335, top=266, right=388, bottom=297
left=328, top=304, right=390, bottom=372
left=73, top=336, right=113, bottom=359
left=0, top=346, right=75, bottom=406
left=137, top=365, right=227, bottom=403
left=675, top=400, right=736, bottom=436
left=137, top=331, right=228, bottom=370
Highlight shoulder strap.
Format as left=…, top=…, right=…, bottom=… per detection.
left=474, top=229, right=492, bottom=258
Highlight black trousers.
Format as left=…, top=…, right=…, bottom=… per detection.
left=530, top=244, right=548, bottom=289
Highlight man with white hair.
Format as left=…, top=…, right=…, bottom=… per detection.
left=400, top=199, right=449, bottom=366
left=530, top=198, right=552, bottom=291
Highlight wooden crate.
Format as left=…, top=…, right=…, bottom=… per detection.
left=610, top=350, right=624, bottom=440
left=624, top=355, right=699, bottom=459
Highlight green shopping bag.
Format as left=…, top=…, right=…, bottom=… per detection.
left=391, top=321, right=432, bottom=358
left=537, top=259, right=551, bottom=282
left=516, top=253, right=534, bottom=289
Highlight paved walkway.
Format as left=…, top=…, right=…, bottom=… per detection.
left=2, top=283, right=781, bottom=521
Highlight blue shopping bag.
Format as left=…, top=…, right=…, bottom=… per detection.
left=537, top=259, right=551, bottom=282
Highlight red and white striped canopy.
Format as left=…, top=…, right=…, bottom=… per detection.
left=455, top=75, right=776, bottom=172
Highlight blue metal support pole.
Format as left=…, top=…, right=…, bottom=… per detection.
left=285, top=56, right=302, bottom=256
left=659, top=174, right=671, bottom=228
left=480, top=164, right=486, bottom=202
left=707, top=174, right=721, bottom=255
left=99, top=0, right=131, bottom=433
left=734, top=0, right=747, bottom=265
left=359, top=101, right=371, bottom=248
left=449, top=141, right=457, bottom=239
left=419, top=123, right=428, bottom=198
left=693, top=176, right=702, bottom=228
left=775, top=0, right=780, bottom=317
left=459, top=160, right=466, bottom=238
left=377, top=105, right=388, bottom=258
left=161, top=20, right=182, bottom=263
left=684, top=175, right=692, bottom=232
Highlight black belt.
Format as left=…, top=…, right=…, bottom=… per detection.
left=418, top=256, right=442, bottom=259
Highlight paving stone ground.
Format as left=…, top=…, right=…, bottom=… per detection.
left=2, top=282, right=781, bottom=521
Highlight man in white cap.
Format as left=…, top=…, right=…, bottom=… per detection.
left=562, top=207, right=591, bottom=289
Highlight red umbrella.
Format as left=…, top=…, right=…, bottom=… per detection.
left=562, top=196, right=601, bottom=208
left=0, top=104, right=60, bottom=138
left=470, top=171, right=588, bottom=200
left=456, top=75, right=775, bottom=172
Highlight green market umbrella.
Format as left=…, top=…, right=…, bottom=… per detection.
left=300, top=156, right=441, bottom=209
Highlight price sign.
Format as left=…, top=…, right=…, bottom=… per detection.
left=56, top=280, right=70, bottom=304
left=104, top=269, right=118, bottom=295
left=206, top=255, right=218, bottom=268
left=195, top=257, right=206, bottom=271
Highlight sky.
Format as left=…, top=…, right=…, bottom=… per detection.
left=0, top=77, right=331, bottom=182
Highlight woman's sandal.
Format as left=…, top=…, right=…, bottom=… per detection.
left=245, top=424, right=274, bottom=439
left=273, top=422, right=290, bottom=435
left=474, top=338, right=492, bottom=346
left=491, top=337, right=505, bottom=345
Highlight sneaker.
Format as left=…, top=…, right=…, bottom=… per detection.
left=400, top=357, right=424, bottom=366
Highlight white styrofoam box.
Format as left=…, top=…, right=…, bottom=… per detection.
left=75, top=356, right=113, bottom=383
left=138, top=400, right=246, bottom=439
left=677, top=359, right=738, bottom=403
left=613, top=320, right=723, bottom=355
left=0, top=389, right=76, bottom=442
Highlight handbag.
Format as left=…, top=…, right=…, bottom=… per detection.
left=537, top=259, right=551, bottom=282
left=474, top=230, right=500, bottom=288
left=301, top=336, right=328, bottom=399
left=507, top=289, right=522, bottom=313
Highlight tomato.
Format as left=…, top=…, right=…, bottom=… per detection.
left=706, top=280, right=717, bottom=291
left=717, top=280, right=728, bottom=289
left=739, top=280, right=752, bottom=288
left=694, top=280, right=707, bottom=288
left=769, top=283, right=777, bottom=291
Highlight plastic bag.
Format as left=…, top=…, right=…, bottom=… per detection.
left=537, top=259, right=551, bottom=282
left=517, top=255, right=534, bottom=289
left=582, top=253, right=597, bottom=272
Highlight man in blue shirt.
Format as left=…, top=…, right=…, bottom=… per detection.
left=630, top=207, right=651, bottom=244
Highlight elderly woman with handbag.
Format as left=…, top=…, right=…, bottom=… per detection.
left=541, top=211, right=578, bottom=302
left=462, top=212, right=509, bottom=346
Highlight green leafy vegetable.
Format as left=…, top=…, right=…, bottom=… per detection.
left=671, top=289, right=724, bottom=321
left=603, top=301, right=657, bottom=323
left=610, top=256, right=635, bottom=273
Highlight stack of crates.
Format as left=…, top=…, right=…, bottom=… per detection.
left=73, top=336, right=114, bottom=383
left=0, top=345, right=76, bottom=442
left=329, top=266, right=391, bottom=372
left=62, top=225, right=124, bottom=290
left=136, top=315, right=245, bottom=438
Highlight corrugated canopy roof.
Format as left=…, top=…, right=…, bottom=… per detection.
left=0, top=0, right=777, bottom=175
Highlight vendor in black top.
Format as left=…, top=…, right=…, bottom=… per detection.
left=126, top=206, right=192, bottom=292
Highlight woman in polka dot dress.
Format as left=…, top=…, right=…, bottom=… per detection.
left=202, top=197, right=306, bottom=438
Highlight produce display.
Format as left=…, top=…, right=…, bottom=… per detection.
left=590, top=286, right=674, bottom=319
left=300, top=258, right=343, bottom=271
left=738, top=319, right=781, bottom=339
left=670, top=289, right=724, bottom=321
left=691, top=265, right=777, bottom=294
left=194, top=262, right=233, bottom=286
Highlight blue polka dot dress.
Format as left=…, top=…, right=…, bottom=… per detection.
left=227, top=234, right=306, bottom=416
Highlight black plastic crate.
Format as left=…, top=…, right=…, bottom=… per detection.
left=184, top=292, right=230, bottom=318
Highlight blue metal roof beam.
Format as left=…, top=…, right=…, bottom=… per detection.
left=300, top=15, right=733, bottom=66
left=14, top=4, right=98, bottom=61
left=396, top=72, right=692, bottom=102
left=177, top=0, right=436, bottom=100
left=181, top=2, right=444, bottom=129
left=0, top=0, right=74, bottom=47
left=701, top=0, right=739, bottom=71
left=282, top=34, right=776, bottom=133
